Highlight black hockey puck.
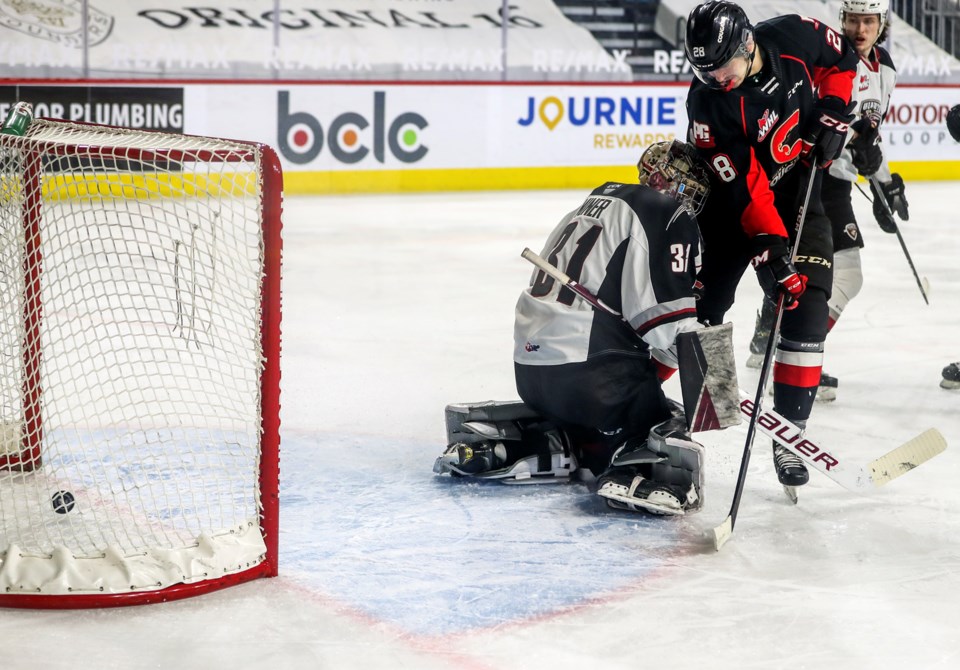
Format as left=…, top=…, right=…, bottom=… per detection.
left=52, top=490, right=75, bottom=514
left=947, top=104, right=960, bottom=142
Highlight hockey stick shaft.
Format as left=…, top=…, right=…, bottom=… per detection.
left=862, top=177, right=929, bottom=305
left=520, top=248, right=623, bottom=317
left=712, top=166, right=819, bottom=549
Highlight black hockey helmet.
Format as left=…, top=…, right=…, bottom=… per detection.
left=684, top=1, right=754, bottom=79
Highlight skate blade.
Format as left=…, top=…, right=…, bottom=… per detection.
left=783, top=485, right=799, bottom=504
left=815, top=386, right=837, bottom=402
left=745, top=353, right=764, bottom=369
left=941, top=379, right=960, bottom=390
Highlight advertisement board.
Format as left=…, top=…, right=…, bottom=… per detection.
left=2, top=82, right=958, bottom=192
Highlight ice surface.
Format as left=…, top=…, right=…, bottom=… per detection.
left=3, top=183, right=959, bottom=669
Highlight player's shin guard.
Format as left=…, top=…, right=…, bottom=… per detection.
left=596, top=415, right=704, bottom=515
left=827, top=248, right=863, bottom=326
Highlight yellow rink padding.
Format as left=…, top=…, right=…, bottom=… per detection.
left=24, top=172, right=260, bottom=201
left=286, top=161, right=960, bottom=195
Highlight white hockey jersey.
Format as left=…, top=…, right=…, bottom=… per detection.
left=514, top=182, right=702, bottom=368
left=829, top=43, right=897, bottom=183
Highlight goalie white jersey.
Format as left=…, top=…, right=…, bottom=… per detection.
left=514, top=182, right=702, bottom=368
left=829, top=43, right=897, bottom=183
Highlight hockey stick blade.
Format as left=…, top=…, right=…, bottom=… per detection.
left=712, top=516, right=733, bottom=551
left=739, top=390, right=947, bottom=491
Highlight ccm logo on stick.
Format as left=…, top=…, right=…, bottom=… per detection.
left=740, top=399, right=840, bottom=470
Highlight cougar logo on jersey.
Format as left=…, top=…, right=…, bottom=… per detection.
left=757, top=109, right=778, bottom=142
left=524, top=342, right=540, bottom=352
left=844, top=223, right=859, bottom=241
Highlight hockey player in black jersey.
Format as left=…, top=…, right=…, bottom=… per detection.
left=683, top=1, right=858, bottom=488
left=434, top=141, right=740, bottom=516
left=745, top=0, right=907, bottom=404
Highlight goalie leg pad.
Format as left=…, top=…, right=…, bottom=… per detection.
left=596, top=415, right=705, bottom=514
left=444, top=400, right=541, bottom=445
left=677, top=323, right=741, bottom=432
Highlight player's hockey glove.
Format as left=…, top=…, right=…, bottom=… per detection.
left=870, top=173, right=909, bottom=233
left=801, top=97, right=855, bottom=168
left=848, top=117, right=883, bottom=177
left=750, top=234, right=807, bottom=309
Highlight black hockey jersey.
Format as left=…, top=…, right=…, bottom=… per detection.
left=685, top=14, right=858, bottom=240
left=514, top=183, right=702, bottom=368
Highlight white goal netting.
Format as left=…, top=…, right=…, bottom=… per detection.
left=0, top=118, right=281, bottom=601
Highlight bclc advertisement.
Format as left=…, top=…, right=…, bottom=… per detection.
left=2, top=83, right=958, bottom=192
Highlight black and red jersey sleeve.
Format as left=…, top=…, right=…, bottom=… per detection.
left=686, top=84, right=788, bottom=239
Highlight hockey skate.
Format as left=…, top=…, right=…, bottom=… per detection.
left=941, top=362, right=960, bottom=389
left=435, top=441, right=508, bottom=476
left=596, top=468, right=692, bottom=515
left=433, top=438, right=577, bottom=484
left=745, top=301, right=775, bottom=369
left=773, top=443, right=808, bottom=504
left=817, top=372, right=838, bottom=402
left=596, top=415, right=704, bottom=516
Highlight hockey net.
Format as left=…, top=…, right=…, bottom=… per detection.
left=0, top=118, right=282, bottom=607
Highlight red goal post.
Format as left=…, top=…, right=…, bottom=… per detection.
left=0, top=115, right=281, bottom=607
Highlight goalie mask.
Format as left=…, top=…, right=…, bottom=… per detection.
left=637, top=140, right=711, bottom=215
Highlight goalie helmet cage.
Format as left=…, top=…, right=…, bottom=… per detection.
left=0, top=118, right=281, bottom=608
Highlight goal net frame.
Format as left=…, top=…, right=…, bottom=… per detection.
left=0, top=117, right=281, bottom=608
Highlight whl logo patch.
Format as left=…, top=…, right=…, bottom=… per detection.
left=278, top=91, right=429, bottom=165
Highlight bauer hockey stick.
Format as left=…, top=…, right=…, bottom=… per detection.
left=738, top=391, right=945, bottom=491
left=710, top=166, right=819, bottom=549
left=520, top=245, right=946, bottom=531
left=858, top=178, right=930, bottom=305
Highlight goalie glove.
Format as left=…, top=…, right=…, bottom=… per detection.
left=870, top=173, right=909, bottom=233
left=750, top=234, right=807, bottom=309
left=801, top=97, right=854, bottom=168
left=848, top=117, right=883, bottom=177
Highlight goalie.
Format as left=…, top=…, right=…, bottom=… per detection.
left=434, top=140, right=740, bottom=516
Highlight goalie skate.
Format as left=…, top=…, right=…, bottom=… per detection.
left=433, top=440, right=577, bottom=484
left=596, top=471, right=692, bottom=515
left=942, top=362, right=960, bottom=389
